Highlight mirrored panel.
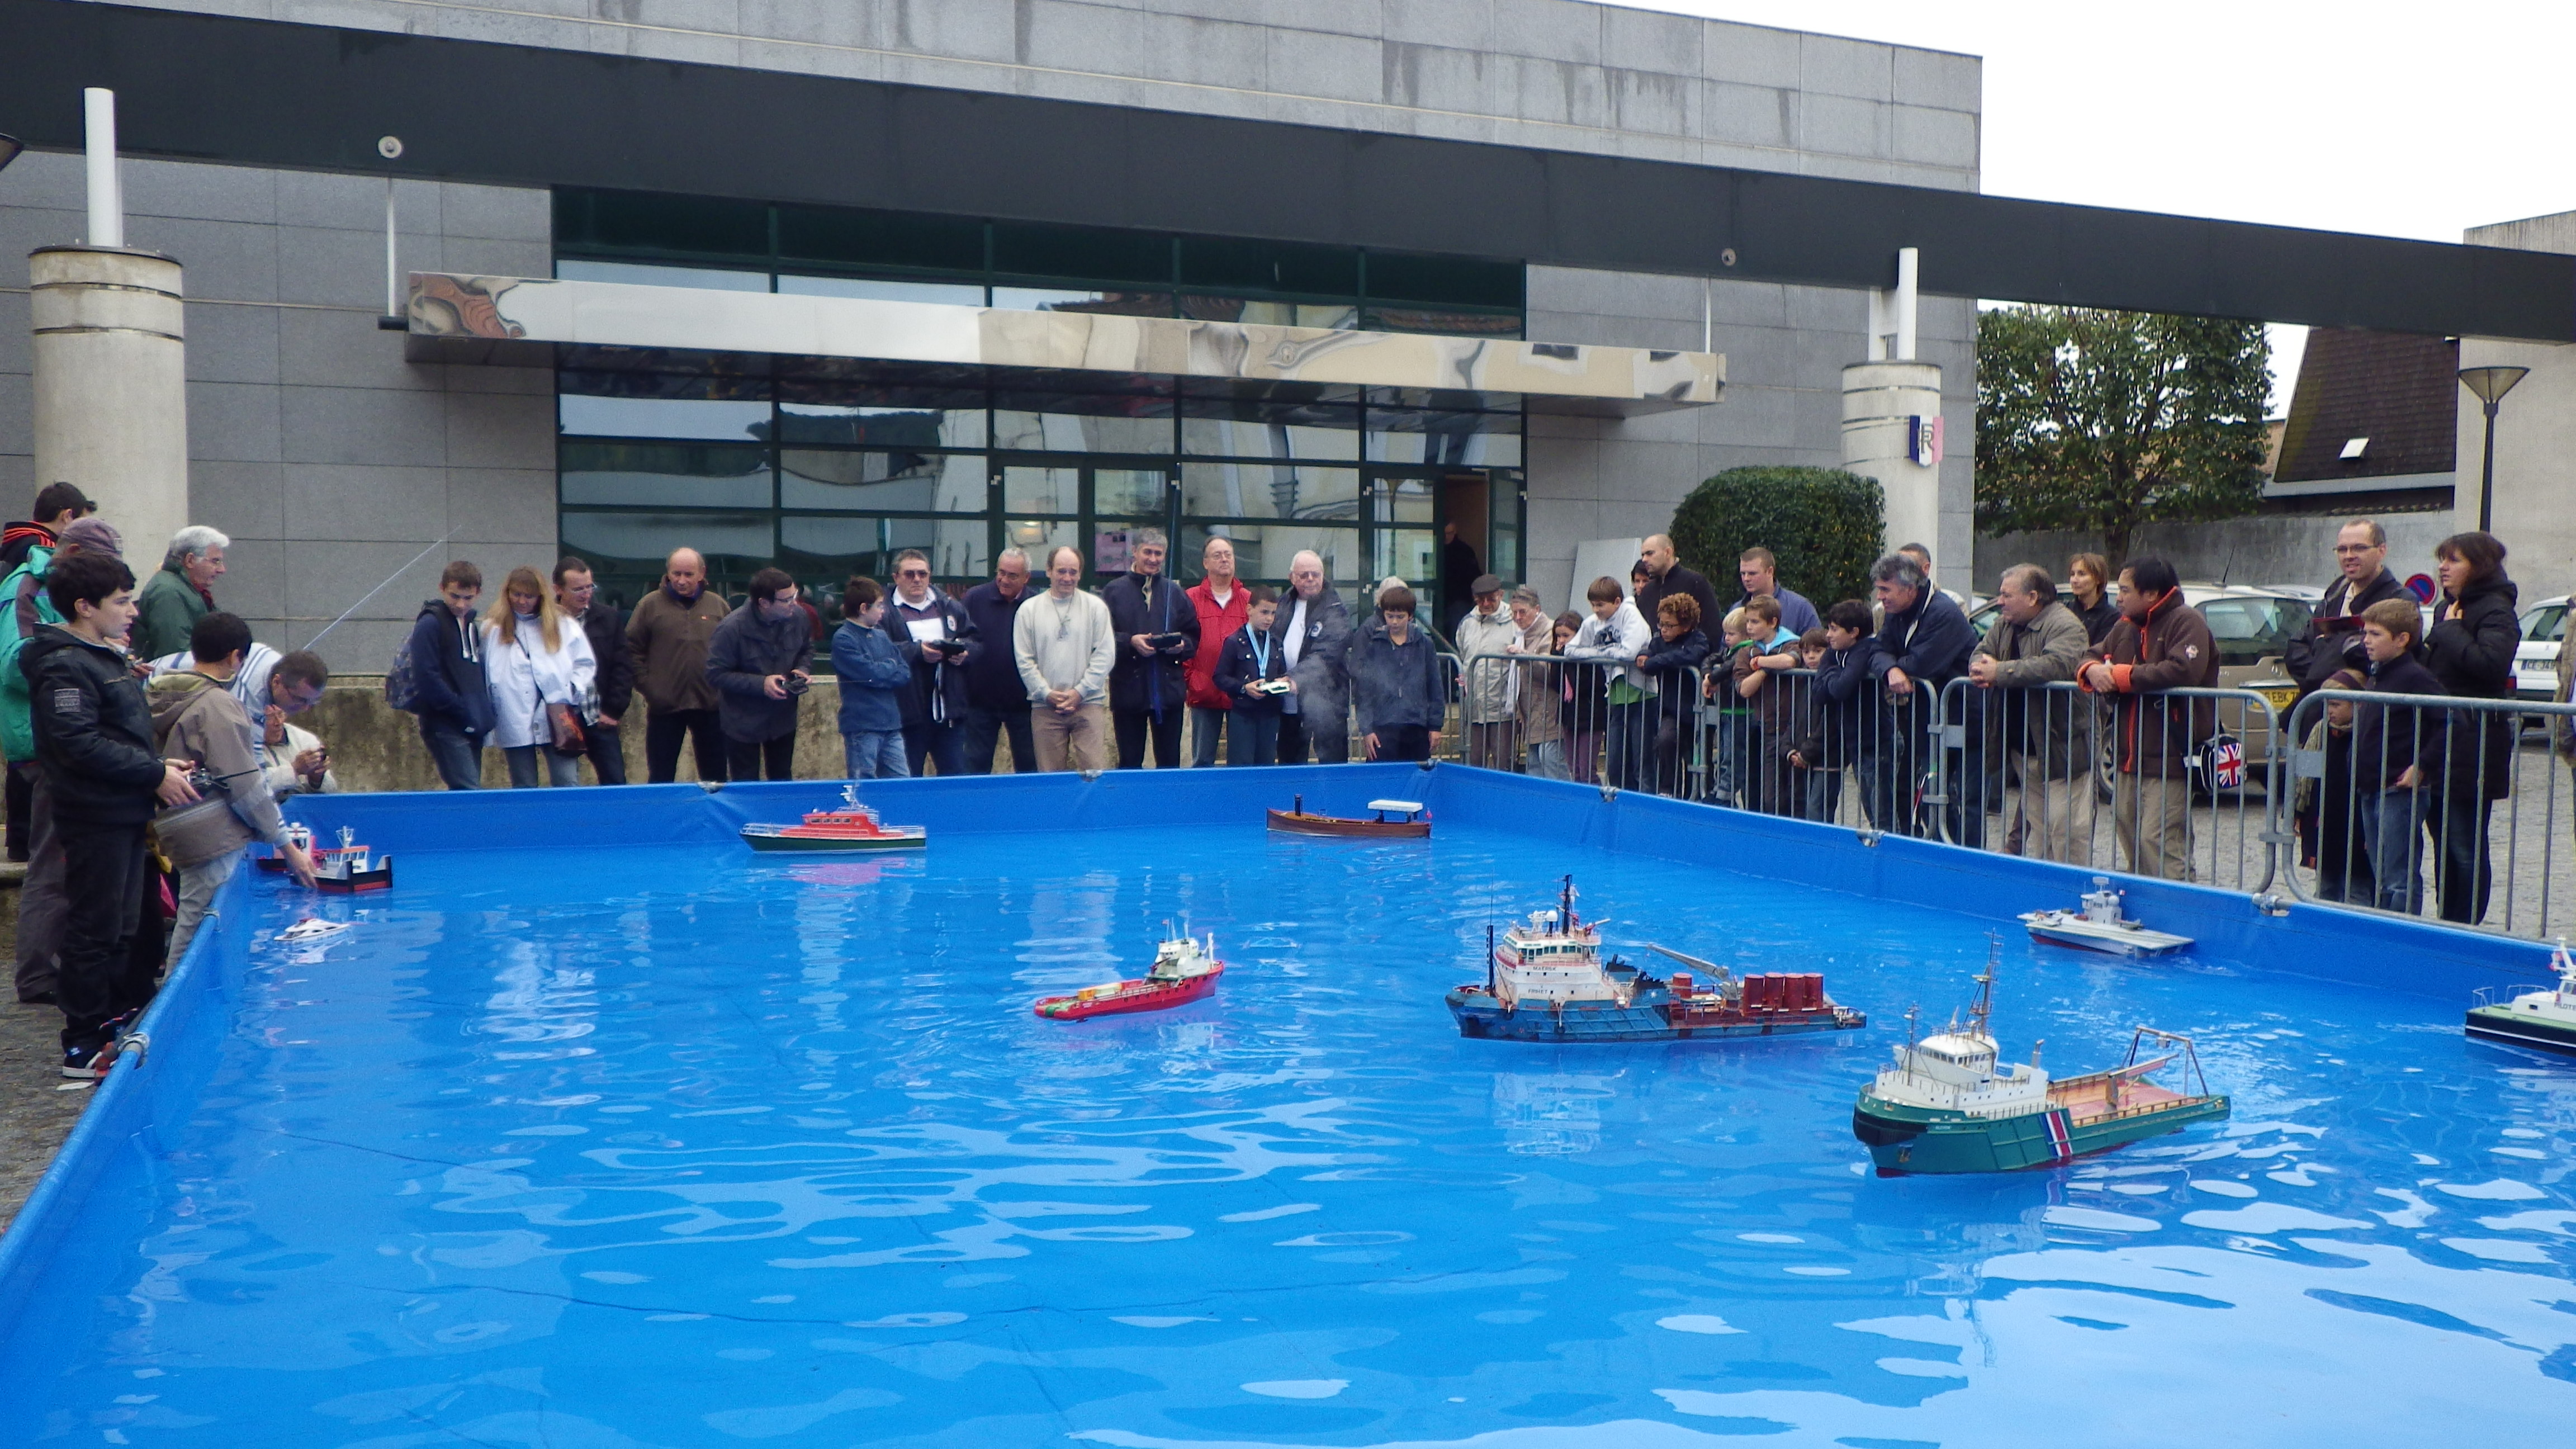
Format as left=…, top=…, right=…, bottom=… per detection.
left=778, top=401, right=987, bottom=449
left=1178, top=524, right=1363, bottom=593
left=555, top=259, right=770, bottom=292
left=782, top=450, right=987, bottom=514
left=1003, top=519, right=1081, bottom=573
left=1001, top=466, right=1079, bottom=516
left=560, top=511, right=774, bottom=577
left=782, top=515, right=989, bottom=586
left=778, top=273, right=987, bottom=308
left=1363, top=307, right=1522, bottom=339
left=560, top=394, right=774, bottom=441
left=1181, top=462, right=1360, bottom=522
left=1176, top=297, right=1358, bottom=330
left=560, top=443, right=772, bottom=509
left=991, top=287, right=1172, bottom=318
left=1094, top=468, right=1170, bottom=519
left=1366, top=414, right=1524, bottom=468
left=993, top=410, right=1175, bottom=456
left=1180, top=397, right=1361, bottom=463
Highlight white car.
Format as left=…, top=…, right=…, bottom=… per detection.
left=2516, top=595, right=2566, bottom=705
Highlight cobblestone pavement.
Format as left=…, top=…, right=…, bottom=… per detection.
left=1, top=930, right=87, bottom=1236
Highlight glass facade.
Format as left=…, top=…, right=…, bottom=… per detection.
left=553, top=190, right=1526, bottom=615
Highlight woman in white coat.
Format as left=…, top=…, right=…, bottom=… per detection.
left=481, top=564, right=598, bottom=788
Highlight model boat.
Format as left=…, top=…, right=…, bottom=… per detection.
left=254, top=821, right=312, bottom=875
left=741, top=783, right=927, bottom=853
left=1034, top=931, right=1224, bottom=1021
left=311, top=826, right=391, bottom=893
left=276, top=917, right=352, bottom=944
left=1851, top=949, right=2228, bottom=1175
left=1266, top=794, right=1429, bottom=839
left=2465, top=936, right=2576, bottom=1057
left=1445, top=877, right=1865, bottom=1043
left=2020, top=876, right=2192, bottom=956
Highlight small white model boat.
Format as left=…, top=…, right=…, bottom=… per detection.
left=277, top=917, right=352, bottom=944
left=2019, top=877, right=2192, bottom=958
left=2465, top=937, right=2576, bottom=1057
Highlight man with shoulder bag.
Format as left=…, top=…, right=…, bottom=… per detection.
left=149, top=613, right=318, bottom=963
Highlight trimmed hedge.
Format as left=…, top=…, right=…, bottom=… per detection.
left=1668, top=467, right=1885, bottom=615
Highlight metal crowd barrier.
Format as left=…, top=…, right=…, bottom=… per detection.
left=2268, top=688, right=2576, bottom=938
left=1457, top=651, right=1707, bottom=799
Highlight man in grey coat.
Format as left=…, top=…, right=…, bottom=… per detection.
left=1273, top=550, right=1353, bottom=765
left=1968, top=563, right=2093, bottom=864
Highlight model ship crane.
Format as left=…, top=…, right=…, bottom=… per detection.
left=740, top=783, right=927, bottom=853
left=1033, top=927, right=1225, bottom=1021
left=2020, top=876, right=2192, bottom=956
left=1446, top=875, right=1864, bottom=1043
left=1850, top=941, right=2228, bottom=1175
left=2464, top=936, right=2576, bottom=1057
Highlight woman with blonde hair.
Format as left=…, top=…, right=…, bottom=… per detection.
left=481, top=565, right=598, bottom=788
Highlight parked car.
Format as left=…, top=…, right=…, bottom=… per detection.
left=2515, top=595, right=2565, bottom=707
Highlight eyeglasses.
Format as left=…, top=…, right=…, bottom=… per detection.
left=899, top=568, right=930, bottom=579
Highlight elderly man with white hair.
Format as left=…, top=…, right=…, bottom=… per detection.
left=136, top=524, right=228, bottom=661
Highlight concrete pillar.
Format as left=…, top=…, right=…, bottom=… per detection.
left=1841, top=359, right=1943, bottom=557
left=30, top=245, right=190, bottom=563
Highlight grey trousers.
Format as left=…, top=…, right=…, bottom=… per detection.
left=2113, top=772, right=2196, bottom=882
left=13, top=774, right=64, bottom=1001
left=169, top=847, right=244, bottom=966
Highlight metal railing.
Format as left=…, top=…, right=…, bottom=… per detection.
left=2268, top=688, right=2576, bottom=938
left=1457, top=651, right=1707, bottom=798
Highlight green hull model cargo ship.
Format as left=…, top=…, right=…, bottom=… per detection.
left=1852, top=955, right=2228, bottom=1176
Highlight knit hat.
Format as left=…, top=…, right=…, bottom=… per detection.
left=2326, top=667, right=2366, bottom=692
left=58, top=517, right=122, bottom=559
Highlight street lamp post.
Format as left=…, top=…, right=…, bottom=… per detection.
left=2458, top=366, right=2531, bottom=533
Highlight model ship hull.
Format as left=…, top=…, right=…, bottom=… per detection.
left=1266, top=808, right=1428, bottom=839
left=1035, top=967, right=1222, bottom=1021
left=741, top=824, right=926, bottom=852
left=1445, top=986, right=1862, bottom=1043
left=2019, top=911, right=2191, bottom=957
left=314, top=863, right=392, bottom=894
left=2464, top=1004, right=2576, bottom=1057
left=1853, top=1075, right=2230, bottom=1175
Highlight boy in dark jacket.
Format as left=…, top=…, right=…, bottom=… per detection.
left=1793, top=601, right=1885, bottom=826
left=1211, top=587, right=1291, bottom=765
left=706, top=567, right=813, bottom=782
left=2354, top=600, right=2447, bottom=915
left=404, top=561, right=493, bottom=789
left=833, top=576, right=913, bottom=779
left=1348, top=586, right=1443, bottom=762
left=23, top=550, right=198, bottom=1078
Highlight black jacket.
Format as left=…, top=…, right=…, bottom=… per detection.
left=2070, top=594, right=2120, bottom=646
left=2423, top=573, right=2520, bottom=801
left=1211, top=625, right=1290, bottom=718
left=2285, top=567, right=2409, bottom=697
left=22, top=625, right=165, bottom=827
left=1874, top=588, right=1977, bottom=692
left=960, top=581, right=1034, bottom=711
left=1803, top=637, right=1887, bottom=768
left=1639, top=627, right=1710, bottom=718
left=882, top=590, right=980, bottom=727
left=405, top=600, right=495, bottom=738
left=2354, top=652, right=2447, bottom=792
left=705, top=602, right=812, bottom=744
left=1101, top=571, right=1200, bottom=713
left=1639, top=565, right=1722, bottom=641
left=575, top=603, right=634, bottom=721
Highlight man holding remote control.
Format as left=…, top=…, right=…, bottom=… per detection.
left=1101, top=528, right=1201, bottom=769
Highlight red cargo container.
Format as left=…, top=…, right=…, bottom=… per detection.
left=1794, top=974, right=1823, bottom=1010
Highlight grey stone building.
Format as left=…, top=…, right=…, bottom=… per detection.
left=1, top=0, right=1981, bottom=670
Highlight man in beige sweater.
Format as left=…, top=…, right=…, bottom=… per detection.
left=1013, top=546, right=1117, bottom=771
left=148, top=612, right=315, bottom=962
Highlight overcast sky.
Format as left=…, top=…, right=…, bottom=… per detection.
left=1644, top=0, right=2576, bottom=412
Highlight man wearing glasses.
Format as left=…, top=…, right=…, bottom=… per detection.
left=960, top=548, right=1038, bottom=773
left=554, top=556, right=634, bottom=784
left=883, top=549, right=981, bottom=778
left=2285, top=518, right=2405, bottom=702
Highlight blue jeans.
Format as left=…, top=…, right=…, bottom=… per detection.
left=1803, top=766, right=1845, bottom=823
left=420, top=721, right=484, bottom=790
left=503, top=744, right=583, bottom=788
left=903, top=720, right=966, bottom=778
left=1603, top=701, right=1644, bottom=790
left=2365, top=786, right=2431, bottom=915
left=844, top=731, right=910, bottom=779
left=1191, top=705, right=1230, bottom=766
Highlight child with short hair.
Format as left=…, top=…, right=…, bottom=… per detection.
left=1552, top=610, right=1599, bottom=784
left=1562, top=579, right=1651, bottom=788
left=2294, top=667, right=2373, bottom=903
left=2355, top=598, right=2446, bottom=915
left=1213, top=586, right=1291, bottom=764
left=1639, top=593, right=1711, bottom=792
left=1793, top=600, right=1885, bottom=825
left=1730, top=595, right=1803, bottom=815
left=1703, top=605, right=1754, bottom=805
left=832, top=576, right=912, bottom=779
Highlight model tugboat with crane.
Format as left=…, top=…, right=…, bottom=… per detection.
left=2465, top=936, right=2576, bottom=1057
left=1445, top=876, right=1865, bottom=1043
left=741, top=783, right=927, bottom=853
left=1851, top=943, right=2229, bottom=1175
left=1034, top=929, right=1225, bottom=1021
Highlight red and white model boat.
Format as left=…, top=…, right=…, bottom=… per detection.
left=741, top=783, right=927, bottom=853
left=1034, top=931, right=1224, bottom=1021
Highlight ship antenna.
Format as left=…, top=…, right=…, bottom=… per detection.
left=1971, top=935, right=2000, bottom=1041
left=1294, top=792, right=1303, bottom=817
left=1487, top=921, right=1497, bottom=994
left=1561, top=874, right=1576, bottom=931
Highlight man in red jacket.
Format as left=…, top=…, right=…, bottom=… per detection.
left=1184, top=536, right=1249, bottom=768
left=2078, top=556, right=2218, bottom=880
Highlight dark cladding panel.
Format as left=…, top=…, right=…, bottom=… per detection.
left=2, top=0, right=2570, bottom=342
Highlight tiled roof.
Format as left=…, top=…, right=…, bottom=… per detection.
left=2273, top=329, right=2457, bottom=482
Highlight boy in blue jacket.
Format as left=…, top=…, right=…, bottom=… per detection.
left=832, top=576, right=913, bottom=779
left=1211, top=587, right=1291, bottom=764
left=1791, top=600, right=1886, bottom=824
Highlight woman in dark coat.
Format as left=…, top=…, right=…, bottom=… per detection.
left=2419, top=531, right=2519, bottom=925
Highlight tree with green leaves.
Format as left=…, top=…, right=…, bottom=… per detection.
left=1975, top=306, right=2271, bottom=567
left=1669, top=467, right=1884, bottom=612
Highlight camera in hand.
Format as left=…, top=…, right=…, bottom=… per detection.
left=1144, top=632, right=1186, bottom=650
left=784, top=674, right=811, bottom=696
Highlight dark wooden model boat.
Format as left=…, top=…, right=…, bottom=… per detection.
left=1266, top=794, right=1429, bottom=839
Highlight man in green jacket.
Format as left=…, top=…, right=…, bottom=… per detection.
left=136, top=524, right=228, bottom=662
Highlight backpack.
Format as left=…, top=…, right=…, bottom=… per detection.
left=384, top=633, right=422, bottom=712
